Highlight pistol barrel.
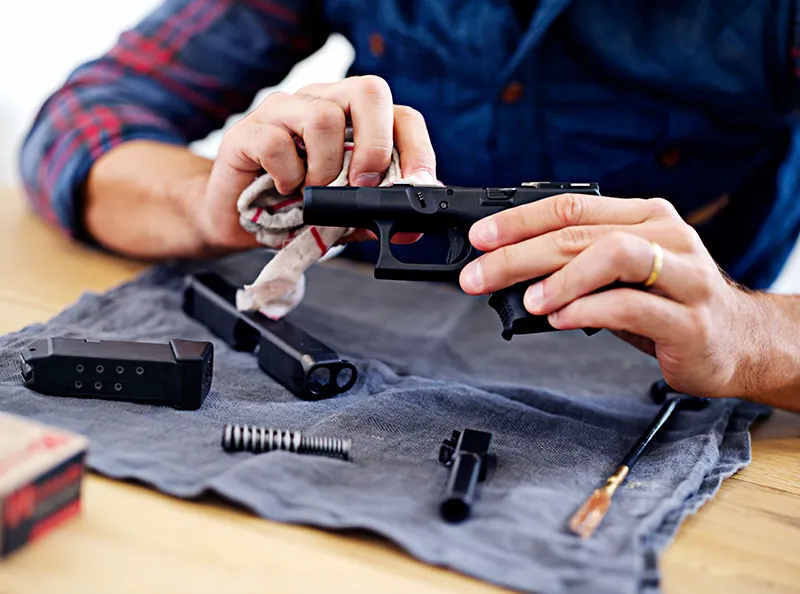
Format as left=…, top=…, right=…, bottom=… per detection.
left=440, top=451, right=483, bottom=522
left=303, top=185, right=429, bottom=230
left=438, top=428, right=494, bottom=523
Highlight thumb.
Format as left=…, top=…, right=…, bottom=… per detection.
left=198, top=163, right=263, bottom=250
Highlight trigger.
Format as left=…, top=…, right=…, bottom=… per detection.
left=445, top=228, right=466, bottom=265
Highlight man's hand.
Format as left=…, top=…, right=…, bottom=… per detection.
left=458, top=193, right=767, bottom=400
left=196, top=75, right=437, bottom=250
left=85, top=75, right=433, bottom=259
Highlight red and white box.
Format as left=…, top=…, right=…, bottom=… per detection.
left=0, top=411, right=88, bottom=558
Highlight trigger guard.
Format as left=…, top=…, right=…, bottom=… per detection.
left=374, top=220, right=403, bottom=267
left=372, top=220, right=477, bottom=280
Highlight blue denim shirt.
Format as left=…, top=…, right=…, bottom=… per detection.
left=20, top=0, right=800, bottom=289
left=336, top=0, right=800, bottom=289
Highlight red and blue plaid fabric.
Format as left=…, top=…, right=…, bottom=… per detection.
left=18, top=0, right=326, bottom=238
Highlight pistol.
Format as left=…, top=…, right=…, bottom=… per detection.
left=302, top=181, right=603, bottom=340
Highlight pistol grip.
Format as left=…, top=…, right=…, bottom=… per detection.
left=487, top=281, right=601, bottom=340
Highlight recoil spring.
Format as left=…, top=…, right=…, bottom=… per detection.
left=221, top=424, right=351, bottom=461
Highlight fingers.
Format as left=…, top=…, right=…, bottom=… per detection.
left=460, top=224, right=624, bottom=294
left=522, top=232, right=706, bottom=315
left=299, top=76, right=395, bottom=186
left=339, top=229, right=423, bottom=244
left=223, top=76, right=434, bottom=195
left=299, top=77, right=433, bottom=245
left=203, top=120, right=304, bottom=245
left=460, top=217, right=703, bottom=296
left=469, top=194, right=675, bottom=252
left=197, top=168, right=264, bottom=250
left=546, top=287, right=693, bottom=349
left=205, top=75, right=434, bottom=251
left=300, top=77, right=437, bottom=186
left=388, top=232, right=424, bottom=244
left=393, top=105, right=437, bottom=184
left=345, top=76, right=394, bottom=185
left=255, top=91, right=346, bottom=188
left=338, top=229, right=376, bottom=243
left=210, top=92, right=344, bottom=201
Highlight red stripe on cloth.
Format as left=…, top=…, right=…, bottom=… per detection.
left=251, top=208, right=263, bottom=223
left=280, top=228, right=297, bottom=248
left=268, top=197, right=302, bottom=212
left=309, top=226, right=328, bottom=255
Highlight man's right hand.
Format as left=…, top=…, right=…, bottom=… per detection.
left=195, top=75, right=438, bottom=251
left=83, top=76, right=436, bottom=259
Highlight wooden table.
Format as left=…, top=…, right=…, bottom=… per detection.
left=0, top=186, right=798, bottom=594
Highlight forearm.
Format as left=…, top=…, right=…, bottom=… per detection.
left=735, top=291, right=800, bottom=412
left=19, top=0, right=325, bottom=255
left=83, top=141, right=216, bottom=260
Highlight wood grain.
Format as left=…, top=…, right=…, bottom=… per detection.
left=0, top=476, right=511, bottom=594
left=0, top=188, right=144, bottom=315
left=0, top=187, right=798, bottom=593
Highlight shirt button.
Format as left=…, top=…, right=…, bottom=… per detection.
left=369, top=32, right=384, bottom=57
left=659, top=148, right=681, bottom=168
left=501, top=80, right=524, bottom=104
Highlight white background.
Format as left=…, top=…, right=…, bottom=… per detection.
left=1, top=0, right=799, bottom=291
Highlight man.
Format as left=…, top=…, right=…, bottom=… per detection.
left=16, top=0, right=800, bottom=411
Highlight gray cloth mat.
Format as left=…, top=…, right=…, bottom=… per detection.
left=0, top=250, right=769, bottom=594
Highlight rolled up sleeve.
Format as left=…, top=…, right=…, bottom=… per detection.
left=18, top=0, right=327, bottom=238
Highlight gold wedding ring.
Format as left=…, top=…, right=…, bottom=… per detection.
left=643, top=241, right=663, bottom=288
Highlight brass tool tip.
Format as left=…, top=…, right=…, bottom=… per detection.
left=568, top=489, right=612, bottom=539
left=568, top=465, right=629, bottom=539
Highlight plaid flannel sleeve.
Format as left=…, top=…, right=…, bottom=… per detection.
left=18, top=0, right=328, bottom=239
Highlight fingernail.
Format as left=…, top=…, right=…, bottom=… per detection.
left=461, top=261, right=484, bottom=292
left=411, top=170, right=437, bottom=186
left=548, top=311, right=560, bottom=326
left=355, top=173, right=381, bottom=187
left=524, top=282, right=544, bottom=311
left=474, top=220, right=498, bottom=246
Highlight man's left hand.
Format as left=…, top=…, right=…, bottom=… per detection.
left=459, top=193, right=763, bottom=399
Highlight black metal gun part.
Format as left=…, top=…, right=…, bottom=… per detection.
left=20, top=337, right=214, bottom=410
left=303, top=182, right=606, bottom=340
left=182, top=272, right=357, bottom=400
left=438, top=428, right=495, bottom=523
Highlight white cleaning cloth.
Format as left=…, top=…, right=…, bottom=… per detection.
left=236, top=138, right=427, bottom=319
